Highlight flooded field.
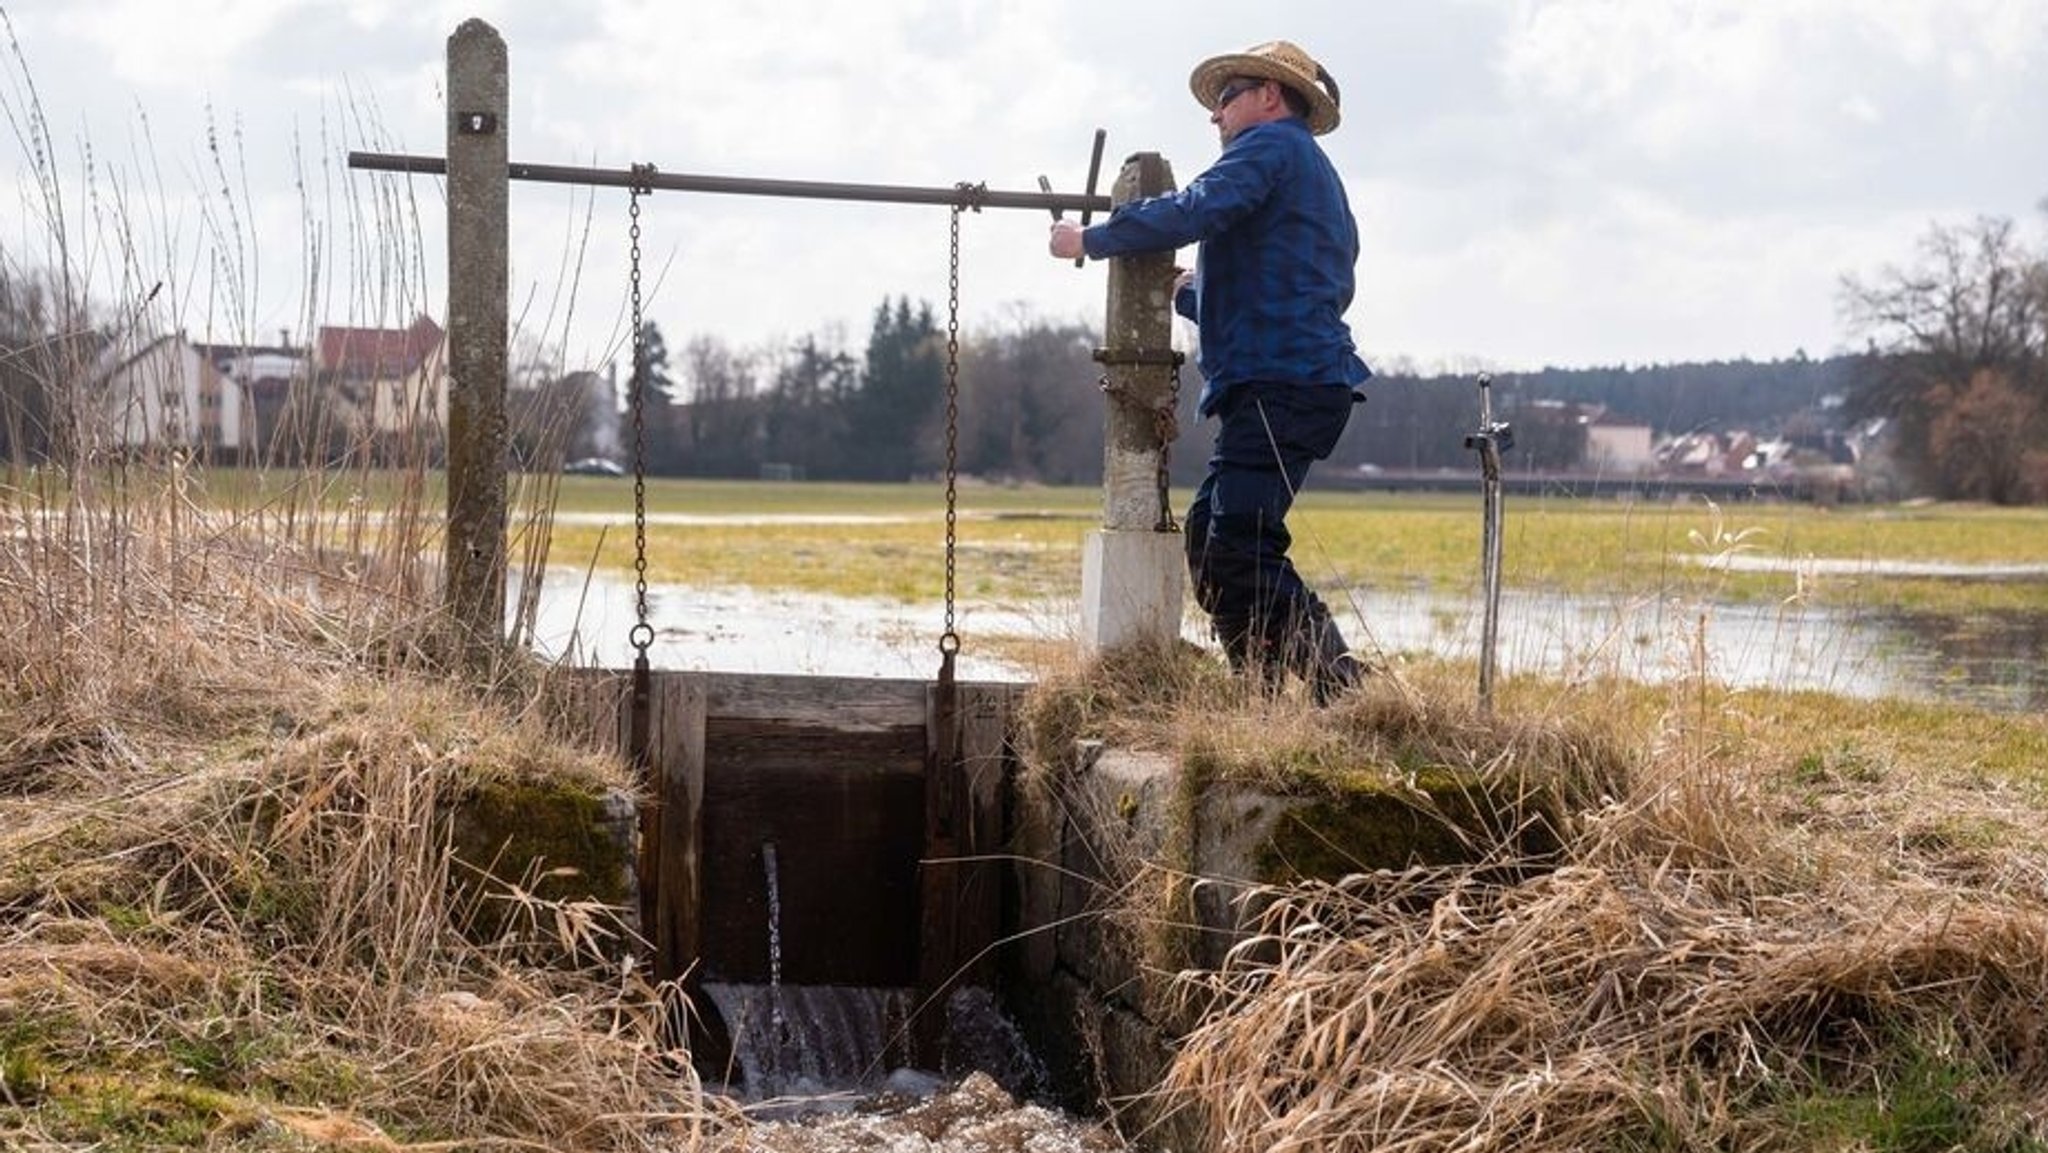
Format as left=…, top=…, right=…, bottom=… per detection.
left=523, top=569, right=2045, bottom=713
left=516, top=502, right=2045, bottom=1143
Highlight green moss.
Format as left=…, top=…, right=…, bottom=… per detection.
left=2, top=1045, right=49, bottom=1106
left=1253, top=767, right=1565, bottom=883
left=9, top=1076, right=243, bottom=1150
left=1790, top=742, right=1888, bottom=787
left=258, top=1049, right=371, bottom=1104
left=448, top=780, right=633, bottom=947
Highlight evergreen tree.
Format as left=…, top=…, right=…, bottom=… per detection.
left=633, top=319, right=678, bottom=406
left=846, top=297, right=943, bottom=481
left=763, top=335, right=856, bottom=477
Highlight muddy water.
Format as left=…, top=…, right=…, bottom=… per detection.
left=522, top=571, right=2042, bottom=712
left=1337, top=585, right=2045, bottom=713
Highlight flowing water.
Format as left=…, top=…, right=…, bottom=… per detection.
left=699, top=839, right=1047, bottom=1123
left=763, top=842, right=784, bottom=1001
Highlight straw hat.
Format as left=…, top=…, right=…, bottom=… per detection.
left=1189, top=40, right=1342, bottom=135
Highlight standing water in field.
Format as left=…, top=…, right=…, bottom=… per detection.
left=520, top=570, right=2045, bottom=713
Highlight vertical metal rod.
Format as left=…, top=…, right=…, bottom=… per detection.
left=1474, top=373, right=1505, bottom=713
left=1072, top=128, right=1107, bottom=268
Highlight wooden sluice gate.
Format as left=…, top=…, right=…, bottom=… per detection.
left=375, top=16, right=1192, bottom=1096
left=572, top=669, right=1020, bottom=1065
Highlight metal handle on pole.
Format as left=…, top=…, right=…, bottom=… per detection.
left=1073, top=129, right=1106, bottom=268
left=1039, top=129, right=1109, bottom=268
left=1463, top=373, right=1513, bottom=714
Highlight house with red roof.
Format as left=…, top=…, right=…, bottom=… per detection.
left=316, top=313, right=447, bottom=435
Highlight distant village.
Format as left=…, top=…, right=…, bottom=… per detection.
left=94, top=313, right=1879, bottom=500
left=90, top=313, right=618, bottom=468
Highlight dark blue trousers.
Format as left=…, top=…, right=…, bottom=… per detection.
left=1184, top=382, right=1357, bottom=670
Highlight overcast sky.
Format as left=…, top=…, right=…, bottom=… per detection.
left=3, top=0, right=2044, bottom=376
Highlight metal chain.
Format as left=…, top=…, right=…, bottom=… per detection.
left=939, top=197, right=966, bottom=658
left=1096, top=347, right=1185, bottom=533
left=627, top=165, right=656, bottom=658
left=1156, top=356, right=1182, bottom=533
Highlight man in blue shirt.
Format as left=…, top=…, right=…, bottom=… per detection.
left=1049, top=39, right=1373, bottom=703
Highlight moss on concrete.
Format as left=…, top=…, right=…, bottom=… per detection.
left=447, top=780, right=634, bottom=947
left=1245, top=765, right=1564, bottom=884
left=1253, top=767, right=1566, bottom=884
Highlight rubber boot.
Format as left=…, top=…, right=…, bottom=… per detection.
left=1289, top=607, right=1366, bottom=707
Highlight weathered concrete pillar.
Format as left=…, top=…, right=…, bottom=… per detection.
left=444, top=20, right=509, bottom=658
left=1082, top=153, right=1184, bottom=654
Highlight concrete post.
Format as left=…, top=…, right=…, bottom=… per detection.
left=1082, top=153, right=1185, bottom=654
left=444, top=20, right=509, bottom=659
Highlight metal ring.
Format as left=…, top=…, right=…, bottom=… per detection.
left=938, top=631, right=961, bottom=656
left=629, top=622, right=656, bottom=651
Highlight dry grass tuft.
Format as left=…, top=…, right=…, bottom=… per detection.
left=1013, top=614, right=2048, bottom=1150
left=1023, top=643, right=1630, bottom=805
left=0, top=469, right=728, bottom=1150
left=1152, top=667, right=2048, bottom=1153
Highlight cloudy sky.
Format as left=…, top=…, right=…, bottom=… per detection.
left=3, top=0, right=2044, bottom=376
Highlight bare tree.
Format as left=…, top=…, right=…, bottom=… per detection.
left=957, top=311, right=1104, bottom=485
left=1839, top=214, right=2048, bottom=501
left=1926, top=369, right=2048, bottom=504
left=658, top=334, right=762, bottom=476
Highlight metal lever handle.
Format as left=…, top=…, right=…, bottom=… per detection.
left=1037, top=130, right=1108, bottom=268
left=1037, top=174, right=1062, bottom=220
left=1073, top=128, right=1106, bottom=268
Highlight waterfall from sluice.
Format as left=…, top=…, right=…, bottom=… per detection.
left=700, top=984, right=1048, bottom=1111
left=699, top=840, right=1046, bottom=1112
left=762, top=841, right=785, bottom=1041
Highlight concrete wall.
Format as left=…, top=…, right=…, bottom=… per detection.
left=1001, top=742, right=1567, bottom=1151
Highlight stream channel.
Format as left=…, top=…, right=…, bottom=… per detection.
left=512, top=564, right=2043, bottom=1147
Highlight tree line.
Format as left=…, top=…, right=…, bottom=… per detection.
left=631, top=297, right=1114, bottom=486
left=625, top=301, right=1870, bottom=488
left=629, top=209, right=2046, bottom=504
left=6, top=208, right=2043, bottom=503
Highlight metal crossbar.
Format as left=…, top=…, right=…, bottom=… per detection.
left=346, top=151, right=1113, bottom=214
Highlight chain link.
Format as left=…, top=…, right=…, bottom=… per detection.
left=940, top=198, right=965, bottom=656
left=1096, top=349, right=1185, bottom=533
left=1156, top=357, right=1182, bottom=532
left=628, top=165, right=655, bottom=655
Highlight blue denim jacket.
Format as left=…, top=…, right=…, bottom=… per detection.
left=1082, top=116, right=1372, bottom=416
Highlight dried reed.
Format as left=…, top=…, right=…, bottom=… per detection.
left=1155, top=677, right=2048, bottom=1153
left=0, top=31, right=719, bottom=1142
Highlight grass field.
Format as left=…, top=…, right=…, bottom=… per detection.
left=536, top=475, right=2048, bottom=615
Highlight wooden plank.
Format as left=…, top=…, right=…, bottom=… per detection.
left=652, top=671, right=706, bottom=986
left=705, top=672, right=931, bottom=730
left=699, top=724, right=925, bottom=984
left=575, top=667, right=1020, bottom=1006
left=701, top=671, right=1018, bottom=728
left=955, top=684, right=1011, bottom=988
left=562, top=668, right=664, bottom=960
left=917, top=681, right=963, bottom=1055
left=550, top=667, right=623, bottom=754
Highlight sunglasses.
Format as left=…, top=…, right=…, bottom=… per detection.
left=1215, top=78, right=1266, bottom=110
